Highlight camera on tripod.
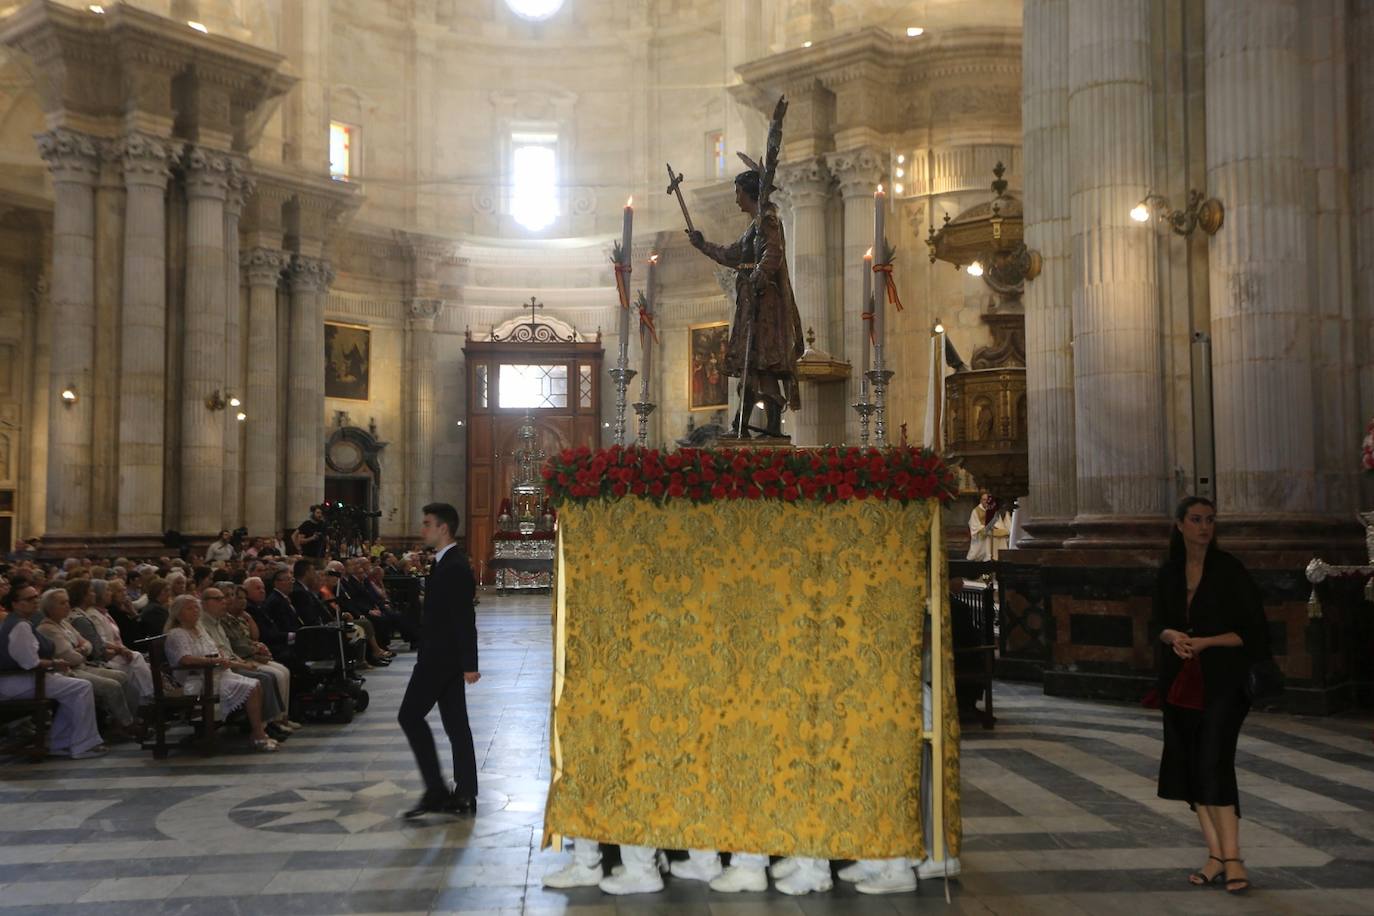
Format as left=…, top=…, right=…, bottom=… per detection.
left=320, top=501, right=382, bottom=553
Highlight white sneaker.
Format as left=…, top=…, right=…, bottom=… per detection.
left=542, top=861, right=604, bottom=888
left=671, top=855, right=723, bottom=882
left=709, top=864, right=768, bottom=893
left=769, top=857, right=800, bottom=880
left=916, top=857, right=960, bottom=880
left=598, top=869, right=664, bottom=895
left=613, top=851, right=669, bottom=876
left=837, top=860, right=884, bottom=883
left=856, top=866, right=918, bottom=895
left=775, top=868, right=833, bottom=896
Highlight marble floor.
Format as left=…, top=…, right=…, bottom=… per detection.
left=2, top=593, right=1374, bottom=915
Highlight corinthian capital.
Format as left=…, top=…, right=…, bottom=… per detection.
left=182, top=145, right=233, bottom=196
left=826, top=147, right=887, bottom=199
left=240, top=247, right=286, bottom=287
left=407, top=297, right=443, bottom=322
left=287, top=254, right=335, bottom=293
left=115, top=132, right=178, bottom=188
left=36, top=129, right=101, bottom=181
left=775, top=157, right=832, bottom=206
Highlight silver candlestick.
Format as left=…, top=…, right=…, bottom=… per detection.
left=867, top=345, right=895, bottom=447
left=851, top=400, right=874, bottom=448
left=632, top=401, right=656, bottom=448
left=608, top=365, right=637, bottom=446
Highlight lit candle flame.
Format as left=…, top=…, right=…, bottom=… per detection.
left=648, top=253, right=659, bottom=264
left=626, top=196, right=633, bottom=208
left=876, top=184, right=884, bottom=195
left=864, top=248, right=873, bottom=259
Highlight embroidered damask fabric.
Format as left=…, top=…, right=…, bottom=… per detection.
left=543, top=498, right=961, bottom=860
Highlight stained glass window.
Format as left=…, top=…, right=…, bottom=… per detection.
left=329, top=122, right=354, bottom=180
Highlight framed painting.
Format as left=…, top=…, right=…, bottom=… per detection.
left=688, top=320, right=730, bottom=412
left=325, top=322, right=370, bottom=401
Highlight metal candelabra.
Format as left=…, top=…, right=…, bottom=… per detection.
left=608, top=364, right=636, bottom=447
left=866, top=344, right=895, bottom=447
left=851, top=396, right=874, bottom=448
left=632, top=401, right=656, bottom=448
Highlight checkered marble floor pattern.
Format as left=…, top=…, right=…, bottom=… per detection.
left=2, top=593, right=1373, bottom=915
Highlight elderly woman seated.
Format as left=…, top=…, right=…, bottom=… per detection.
left=69, top=578, right=155, bottom=704
left=0, top=583, right=106, bottom=758
left=36, top=588, right=143, bottom=741
left=199, top=584, right=298, bottom=741
left=163, top=594, right=279, bottom=752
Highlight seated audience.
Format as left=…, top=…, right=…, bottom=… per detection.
left=163, top=594, right=278, bottom=751
left=0, top=583, right=106, bottom=758
left=37, top=588, right=142, bottom=741
left=138, top=578, right=171, bottom=641
left=73, top=579, right=155, bottom=702
left=199, top=586, right=297, bottom=740
left=205, top=531, right=236, bottom=565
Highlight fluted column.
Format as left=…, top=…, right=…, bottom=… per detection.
left=37, top=129, right=100, bottom=535
left=405, top=298, right=441, bottom=526
left=115, top=132, right=175, bottom=534
left=828, top=148, right=886, bottom=443
left=242, top=247, right=285, bottom=537
left=1357, top=1, right=1374, bottom=468
left=286, top=255, right=331, bottom=523
left=1022, top=0, right=1076, bottom=540
left=221, top=165, right=250, bottom=528
left=778, top=157, right=833, bottom=445
left=1067, top=0, right=1166, bottom=527
left=180, top=146, right=230, bottom=534
left=1205, top=0, right=1314, bottom=516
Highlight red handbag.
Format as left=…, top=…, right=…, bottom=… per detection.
left=1167, top=656, right=1205, bottom=710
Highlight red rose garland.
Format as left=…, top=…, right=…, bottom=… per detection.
left=542, top=445, right=957, bottom=506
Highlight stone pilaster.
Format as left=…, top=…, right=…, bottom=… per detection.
left=827, top=147, right=886, bottom=444
left=179, top=145, right=231, bottom=535
left=1021, top=0, right=1076, bottom=542
left=241, top=247, right=285, bottom=538
left=1356, top=0, right=1374, bottom=509
left=1066, top=0, right=1166, bottom=532
left=286, top=254, right=331, bottom=524
left=36, top=128, right=100, bottom=536
left=1205, top=0, right=1314, bottom=517
left=405, top=298, right=441, bottom=528
left=777, top=156, right=834, bottom=446
left=115, top=132, right=176, bottom=535
left=221, top=164, right=251, bottom=528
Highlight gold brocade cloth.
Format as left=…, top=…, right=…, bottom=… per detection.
left=543, top=498, right=961, bottom=860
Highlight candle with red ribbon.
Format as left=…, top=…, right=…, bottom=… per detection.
left=639, top=253, right=659, bottom=402
left=617, top=197, right=634, bottom=365
left=861, top=247, right=873, bottom=395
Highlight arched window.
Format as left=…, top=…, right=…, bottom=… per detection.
left=504, top=0, right=565, bottom=21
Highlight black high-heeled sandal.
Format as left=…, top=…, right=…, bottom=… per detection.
left=1188, top=855, right=1225, bottom=886
left=1222, top=858, right=1249, bottom=893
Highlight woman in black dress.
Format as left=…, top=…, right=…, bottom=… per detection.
left=1152, top=497, right=1268, bottom=894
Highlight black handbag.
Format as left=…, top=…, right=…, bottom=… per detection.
left=1245, top=657, right=1285, bottom=702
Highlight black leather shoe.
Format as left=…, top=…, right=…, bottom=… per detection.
left=446, top=794, right=477, bottom=814
left=265, top=723, right=291, bottom=742
left=403, top=793, right=452, bottom=818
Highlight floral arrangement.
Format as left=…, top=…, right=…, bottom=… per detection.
left=542, top=445, right=956, bottom=506
left=1364, top=417, right=1374, bottom=476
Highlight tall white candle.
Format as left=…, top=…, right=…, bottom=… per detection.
left=861, top=248, right=872, bottom=393
left=618, top=197, right=634, bottom=365
left=873, top=185, right=886, bottom=353
left=640, top=253, right=657, bottom=400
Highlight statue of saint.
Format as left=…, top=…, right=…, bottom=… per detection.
left=687, top=169, right=804, bottom=439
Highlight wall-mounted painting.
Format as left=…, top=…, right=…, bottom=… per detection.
left=325, top=322, right=370, bottom=401
left=688, top=321, right=730, bottom=412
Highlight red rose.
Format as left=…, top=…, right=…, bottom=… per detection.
left=701, top=467, right=717, bottom=482
left=649, top=481, right=665, bottom=497
left=611, top=482, right=628, bottom=497
left=781, top=470, right=797, bottom=486
left=745, top=485, right=762, bottom=500
left=782, top=486, right=799, bottom=501
left=764, top=486, right=780, bottom=499
left=854, top=488, right=869, bottom=500
left=710, top=484, right=727, bottom=500
left=838, top=483, right=855, bottom=499
left=557, top=473, right=570, bottom=486
left=541, top=466, right=554, bottom=480
left=665, top=453, right=684, bottom=470
left=732, top=456, right=749, bottom=472
left=667, top=482, right=686, bottom=499
left=560, top=449, right=575, bottom=463
left=631, top=482, right=647, bottom=496
left=670, top=472, right=684, bottom=485
left=689, top=487, right=704, bottom=500
left=575, top=445, right=590, bottom=458
left=823, top=490, right=838, bottom=504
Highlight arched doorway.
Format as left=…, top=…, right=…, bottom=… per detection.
left=463, top=313, right=602, bottom=584
left=324, top=425, right=386, bottom=547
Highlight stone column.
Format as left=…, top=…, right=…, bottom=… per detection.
left=242, top=247, right=285, bottom=538
left=36, top=129, right=100, bottom=535
left=1021, top=0, right=1076, bottom=541
left=221, top=166, right=250, bottom=528
left=1067, top=0, right=1166, bottom=530
left=115, top=132, right=175, bottom=534
left=777, top=156, right=833, bottom=445
left=827, top=147, right=885, bottom=443
left=91, top=143, right=124, bottom=534
left=404, top=298, right=441, bottom=526
left=1205, top=0, right=1313, bottom=516
left=286, top=255, right=330, bottom=524
left=1356, top=1, right=1374, bottom=508
left=180, top=146, right=230, bottom=534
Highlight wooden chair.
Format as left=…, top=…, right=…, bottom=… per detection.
left=136, top=634, right=220, bottom=759
left=952, top=580, right=997, bottom=730
left=0, top=668, right=56, bottom=761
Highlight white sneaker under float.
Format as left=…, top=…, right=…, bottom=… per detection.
left=856, top=863, right=918, bottom=895
left=769, top=856, right=800, bottom=880
left=542, top=861, right=604, bottom=888
left=836, top=860, right=884, bottom=883
left=670, top=854, right=723, bottom=882
left=915, top=857, right=961, bottom=880
left=708, top=864, right=769, bottom=893
left=598, top=868, right=665, bottom=895
left=774, top=865, right=833, bottom=896
left=613, top=850, right=670, bottom=876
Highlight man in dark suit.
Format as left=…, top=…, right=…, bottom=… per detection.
left=398, top=502, right=480, bottom=818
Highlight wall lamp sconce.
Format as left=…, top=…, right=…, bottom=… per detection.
left=60, top=386, right=78, bottom=406
left=1131, top=190, right=1225, bottom=236
left=205, top=389, right=241, bottom=412
left=235, top=411, right=247, bottom=422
